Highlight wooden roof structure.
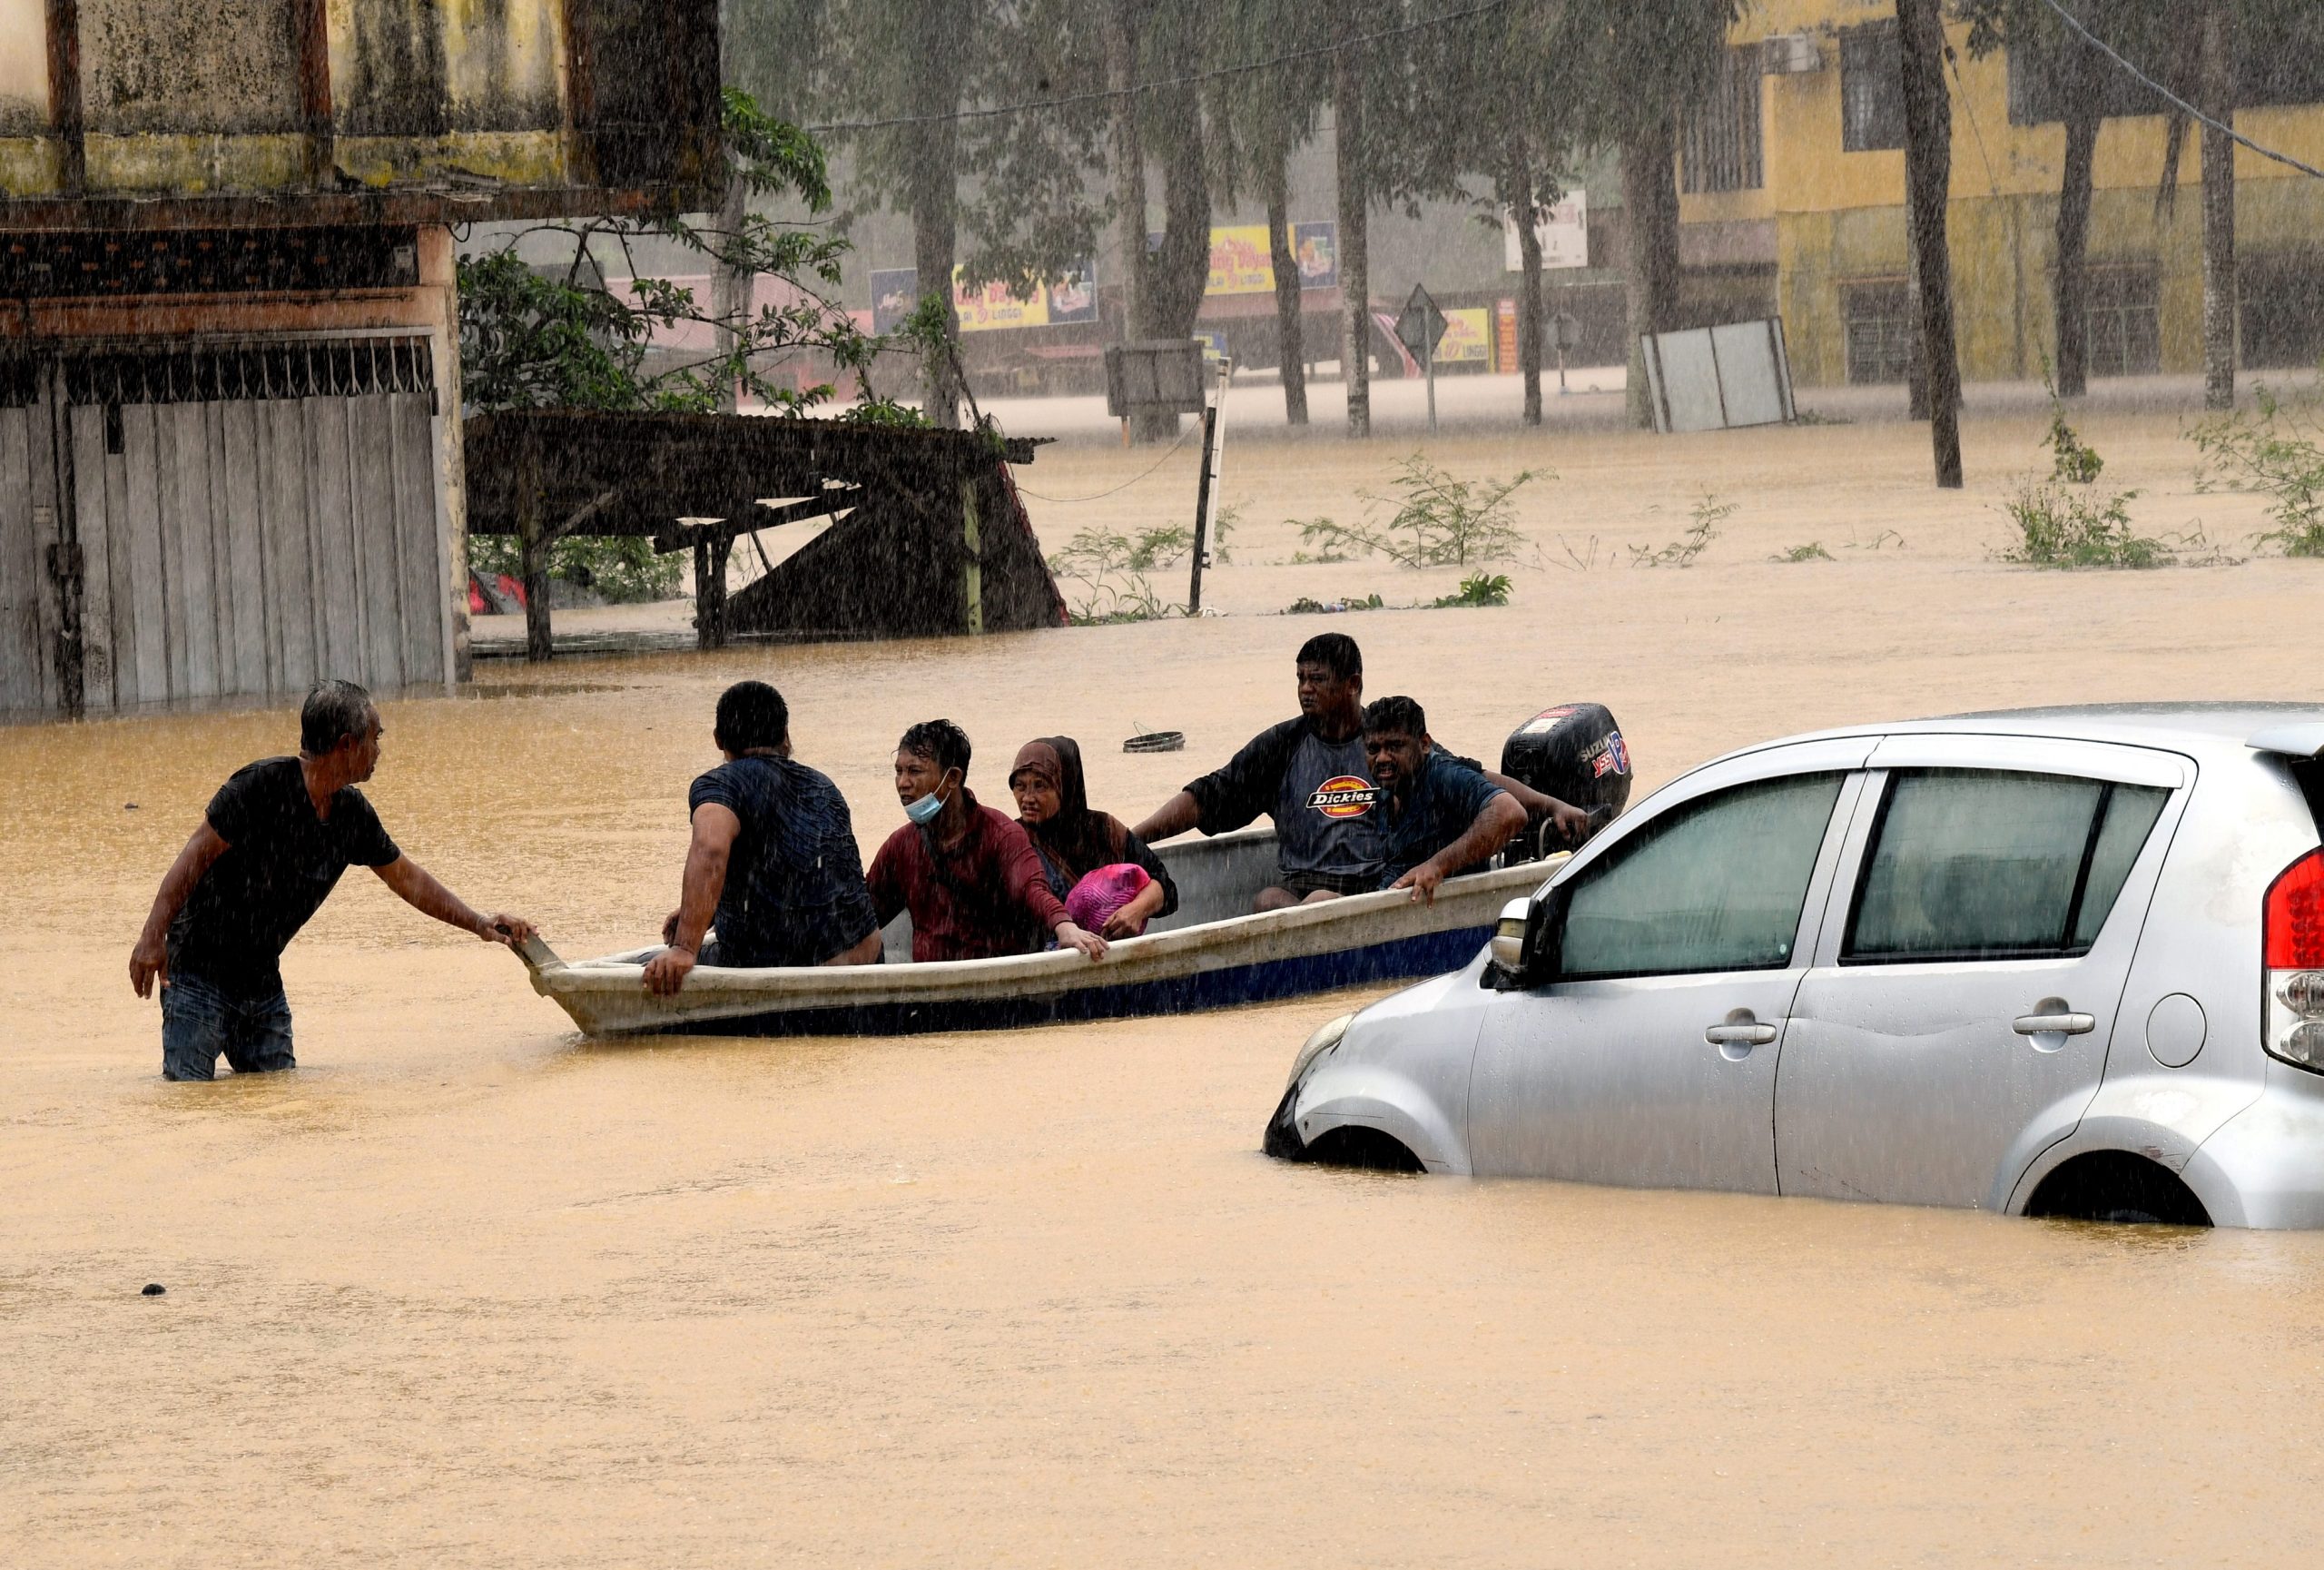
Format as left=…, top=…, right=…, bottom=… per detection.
left=461, top=410, right=1062, bottom=658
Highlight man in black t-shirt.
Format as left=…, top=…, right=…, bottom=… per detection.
left=129, top=680, right=536, bottom=1081
left=643, top=681, right=881, bottom=996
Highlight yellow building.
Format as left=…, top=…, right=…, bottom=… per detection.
left=1677, top=0, right=2324, bottom=387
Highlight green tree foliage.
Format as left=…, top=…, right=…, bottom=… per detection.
left=458, top=90, right=879, bottom=418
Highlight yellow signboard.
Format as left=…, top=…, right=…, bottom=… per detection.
left=952, top=268, right=1049, bottom=332
left=1206, top=225, right=1275, bottom=295
left=1436, top=307, right=1492, bottom=363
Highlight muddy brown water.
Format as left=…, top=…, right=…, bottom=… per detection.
left=6, top=415, right=2324, bottom=1565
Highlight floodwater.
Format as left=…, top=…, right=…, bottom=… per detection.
left=7, top=409, right=2324, bottom=1565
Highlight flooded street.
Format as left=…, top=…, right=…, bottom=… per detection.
left=8, top=414, right=2324, bottom=1565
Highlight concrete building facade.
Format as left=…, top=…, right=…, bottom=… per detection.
left=1682, top=0, right=2324, bottom=389
left=0, top=0, right=719, bottom=721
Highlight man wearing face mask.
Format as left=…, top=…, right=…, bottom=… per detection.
left=866, top=719, right=1109, bottom=963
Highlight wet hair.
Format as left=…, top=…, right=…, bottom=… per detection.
left=1295, top=633, right=1363, bottom=682
left=1363, top=696, right=1428, bottom=739
left=898, top=718, right=971, bottom=777
left=714, top=680, right=790, bottom=753
left=300, top=679, right=375, bottom=755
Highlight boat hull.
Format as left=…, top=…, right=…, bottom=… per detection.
left=519, top=831, right=1561, bottom=1039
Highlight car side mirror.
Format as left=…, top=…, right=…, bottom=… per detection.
left=1489, top=887, right=1569, bottom=990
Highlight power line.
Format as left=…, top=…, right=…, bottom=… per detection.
left=1013, top=424, right=1197, bottom=503
left=804, top=0, right=1515, bottom=134
left=2037, top=0, right=2324, bottom=181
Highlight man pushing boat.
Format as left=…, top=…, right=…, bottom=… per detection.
left=129, top=680, right=536, bottom=1081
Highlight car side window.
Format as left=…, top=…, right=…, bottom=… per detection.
left=1844, top=769, right=2170, bottom=964
left=1556, top=772, right=1846, bottom=982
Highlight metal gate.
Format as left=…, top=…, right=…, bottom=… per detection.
left=0, top=336, right=448, bottom=719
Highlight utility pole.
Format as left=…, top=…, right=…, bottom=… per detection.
left=2200, top=0, right=2238, bottom=410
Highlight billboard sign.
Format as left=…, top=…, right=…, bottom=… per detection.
left=1436, top=307, right=1492, bottom=363
left=871, top=268, right=920, bottom=335
left=1292, top=222, right=1339, bottom=290
left=1504, top=190, right=1590, bottom=272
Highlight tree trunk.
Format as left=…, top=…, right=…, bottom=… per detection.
left=2200, top=0, right=2237, bottom=410
left=1265, top=153, right=1308, bottom=427
left=1334, top=21, right=1370, bottom=439
left=1905, top=217, right=1929, bottom=419
left=1108, top=11, right=1147, bottom=351
left=905, top=2, right=968, bottom=430
left=1897, top=0, right=1963, bottom=488
left=711, top=171, right=748, bottom=414
left=1134, top=31, right=1210, bottom=444
left=1508, top=145, right=1544, bottom=428
left=1619, top=114, right=1679, bottom=430
left=2053, top=39, right=2102, bottom=398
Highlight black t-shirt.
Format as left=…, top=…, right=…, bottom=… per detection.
left=167, top=757, right=401, bottom=999
left=688, top=755, right=878, bottom=968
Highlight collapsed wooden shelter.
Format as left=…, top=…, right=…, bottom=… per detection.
left=461, top=410, right=1065, bottom=659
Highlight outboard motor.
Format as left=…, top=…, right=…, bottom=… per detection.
left=1499, top=704, right=1632, bottom=863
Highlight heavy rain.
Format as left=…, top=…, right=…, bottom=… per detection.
left=5, top=0, right=2324, bottom=1563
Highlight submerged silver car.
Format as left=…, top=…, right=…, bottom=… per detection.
left=1265, top=706, right=2324, bottom=1229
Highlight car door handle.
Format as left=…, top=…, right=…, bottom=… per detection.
left=1705, top=1022, right=1778, bottom=1046
left=2013, top=1012, right=2096, bottom=1037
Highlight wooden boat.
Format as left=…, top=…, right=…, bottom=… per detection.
left=517, top=827, right=1565, bottom=1037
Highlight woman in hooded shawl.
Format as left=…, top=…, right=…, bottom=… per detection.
left=1009, top=736, right=1178, bottom=939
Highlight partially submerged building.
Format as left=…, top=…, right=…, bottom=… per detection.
left=0, top=1, right=719, bottom=720
left=1681, top=0, right=2324, bottom=388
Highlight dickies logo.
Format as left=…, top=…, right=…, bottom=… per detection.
left=1306, top=775, right=1382, bottom=818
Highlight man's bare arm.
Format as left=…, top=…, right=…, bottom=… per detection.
left=1393, top=793, right=1531, bottom=904
left=373, top=856, right=536, bottom=945
left=130, top=822, right=231, bottom=998
left=1132, top=790, right=1202, bottom=844
left=644, top=804, right=740, bottom=995
left=1482, top=770, right=1590, bottom=844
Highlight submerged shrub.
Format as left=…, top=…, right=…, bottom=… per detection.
left=1997, top=484, right=2168, bottom=569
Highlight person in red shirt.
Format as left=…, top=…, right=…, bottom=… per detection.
left=867, top=719, right=1109, bottom=963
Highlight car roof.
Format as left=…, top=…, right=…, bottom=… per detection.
left=1727, top=702, right=2324, bottom=769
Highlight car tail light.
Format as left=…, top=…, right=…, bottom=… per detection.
left=2265, top=849, right=2324, bottom=1071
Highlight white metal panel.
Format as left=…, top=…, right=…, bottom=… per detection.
left=1649, top=328, right=1727, bottom=433
left=1709, top=321, right=1790, bottom=428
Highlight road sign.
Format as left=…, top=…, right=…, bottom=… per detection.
left=1395, top=284, right=1448, bottom=358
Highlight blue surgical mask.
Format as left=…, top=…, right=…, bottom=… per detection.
left=903, top=771, right=954, bottom=825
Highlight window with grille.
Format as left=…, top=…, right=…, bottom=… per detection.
left=1844, top=281, right=1915, bottom=385
left=1840, top=21, right=1906, bottom=153
left=1682, top=47, right=1766, bottom=193
left=2083, top=266, right=2161, bottom=378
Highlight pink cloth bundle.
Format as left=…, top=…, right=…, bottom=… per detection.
left=1065, top=864, right=1153, bottom=934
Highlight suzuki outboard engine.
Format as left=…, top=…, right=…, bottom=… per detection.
left=1499, top=704, right=1632, bottom=863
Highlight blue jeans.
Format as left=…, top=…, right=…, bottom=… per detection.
left=161, top=973, right=295, bottom=1081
